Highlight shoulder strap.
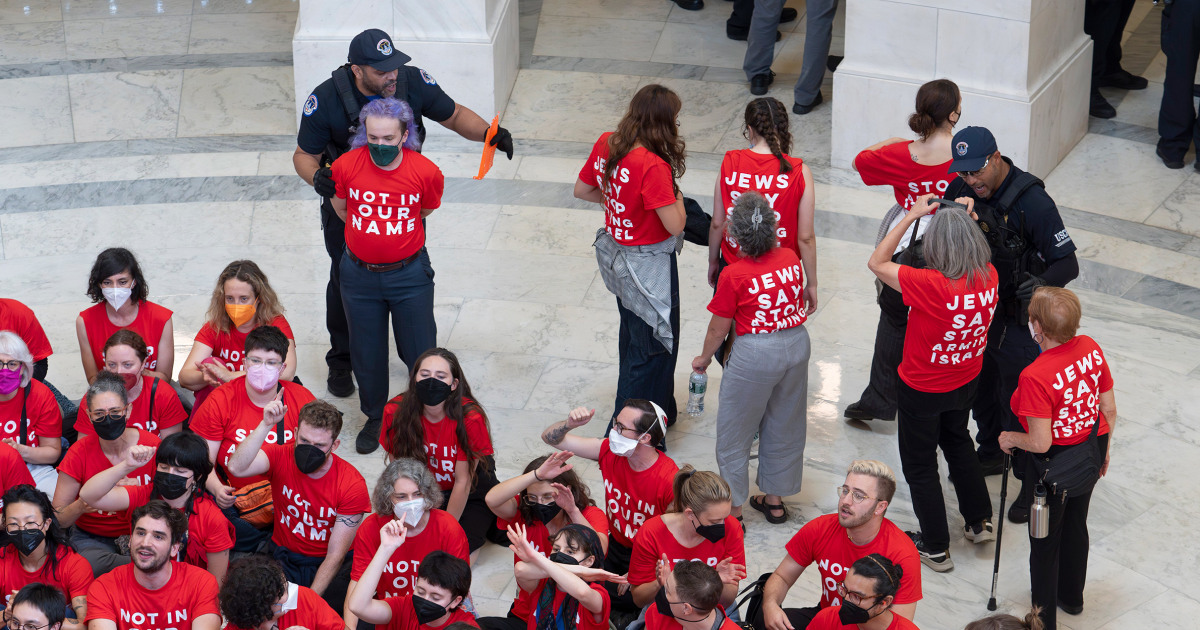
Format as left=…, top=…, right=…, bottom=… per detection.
left=275, top=382, right=286, bottom=445
left=149, top=377, right=158, bottom=419
left=331, top=66, right=362, bottom=129
left=19, top=383, right=30, bottom=445
left=993, top=170, right=1043, bottom=214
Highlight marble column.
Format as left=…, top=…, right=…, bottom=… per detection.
left=831, top=0, right=1092, bottom=177
left=292, top=0, right=519, bottom=138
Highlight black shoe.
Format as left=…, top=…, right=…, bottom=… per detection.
left=356, top=417, right=382, bottom=454
left=750, top=71, right=775, bottom=95
left=827, top=55, right=843, bottom=72
left=780, top=7, right=798, bottom=23
left=905, top=531, right=953, bottom=572
left=978, top=455, right=1005, bottom=477
left=327, top=368, right=355, bottom=397
left=1098, top=69, right=1148, bottom=90
left=672, top=0, right=703, bottom=10
left=1058, top=600, right=1083, bottom=616
left=792, top=92, right=823, bottom=115
left=1008, top=502, right=1030, bottom=524
left=1089, top=91, right=1116, bottom=119
left=728, top=26, right=782, bottom=41
left=1157, top=144, right=1185, bottom=169
left=843, top=401, right=893, bottom=422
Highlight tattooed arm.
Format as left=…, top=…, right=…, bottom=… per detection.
left=310, top=511, right=364, bottom=596
left=541, top=407, right=604, bottom=460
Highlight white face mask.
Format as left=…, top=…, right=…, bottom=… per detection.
left=608, top=430, right=641, bottom=457
left=102, top=286, right=132, bottom=310
left=1028, top=321, right=1039, bottom=341
left=394, top=499, right=425, bottom=526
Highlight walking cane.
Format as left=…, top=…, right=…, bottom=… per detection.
left=987, top=453, right=1011, bottom=611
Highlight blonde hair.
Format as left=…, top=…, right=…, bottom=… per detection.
left=205, top=260, right=286, bottom=333
left=846, top=460, right=897, bottom=503
left=963, top=608, right=1044, bottom=630
left=670, top=465, right=731, bottom=514
left=1027, top=287, right=1081, bottom=344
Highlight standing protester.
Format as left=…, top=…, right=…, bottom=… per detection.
left=293, top=28, right=513, bottom=409
left=0, top=332, right=61, bottom=495
left=741, top=0, right=838, bottom=115
left=575, top=84, right=687, bottom=427
left=221, top=555, right=345, bottom=630
left=844, top=79, right=960, bottom=423
left=999, top=288, right=1116, bottom=630
left=803, top=555, right=916, bottom=630
left=1155, top=0, right=1200, bottom=169
left=74, top=331, right=186, bottom=440
left=867, top=200, right=998, bottom=572
left=329, top=98, right=444, bottom=454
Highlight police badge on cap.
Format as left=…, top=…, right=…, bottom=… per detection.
left=348, top=28, right=411, bottom=73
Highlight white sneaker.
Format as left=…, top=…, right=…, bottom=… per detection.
left=964, top=519, right=996, bottom=543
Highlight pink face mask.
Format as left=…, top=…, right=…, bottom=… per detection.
left=246, top=363, right=282, bottom=392
left=0, top=368, right=20, bottom=396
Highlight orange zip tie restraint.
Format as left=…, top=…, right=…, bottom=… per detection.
left=473, top=114, right=500, bottom=180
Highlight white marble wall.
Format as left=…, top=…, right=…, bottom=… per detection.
left=831, top=0, right=1091, bottom=177
left=291, top=0, right=519, bottom=136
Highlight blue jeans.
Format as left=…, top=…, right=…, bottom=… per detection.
left=612, top=253, right=680, bottom=424
left=339, top=247, right=437, bottom=421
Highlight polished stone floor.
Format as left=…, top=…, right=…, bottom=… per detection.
left=1, top=0, right=1198, bottom=628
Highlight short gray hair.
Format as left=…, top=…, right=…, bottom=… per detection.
left=0, top=331, right=34, bottom=388
left=727, top=192, right=777, bottom=258
left=85, top=371, right=128, bottom=410
left=371, top=457, right=443, bottom=516
left=922, top=208, right=991, bottom=285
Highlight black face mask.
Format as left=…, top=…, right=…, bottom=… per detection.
left=532, top=502, right=562, bottom=524
left=154, top=471, right=191, bottom=500
left=654, top=587, right=675, bottom=619
left=414, top=377, right=453, bottom=406
left=549, top=551, right=579, bottom=566
left=93, top=413, right=127, bottom=441
left=838, top=600, right=875, bottom=625
left=294, top=444, right=329, bottom=474
left=11, top=528, right=44, bottom=556
left=691, top=514, right=726, bottom=543
left=411, top=594, right=449, bottom=626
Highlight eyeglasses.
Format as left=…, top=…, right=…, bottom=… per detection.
left=5, top=520, right=45, bottom=535
left=836, top=582, right=880, bottom=608
left=4, top=612, right=51, bottom=630
left=612, top=423, right=641, bottom=438
left=960, top=156, right=990, bottom=178
left=0, top=361, right=21, bottom=371
left=245, top=357, right=283, bottom=368
left=836, top=486, right=876, bottom=505
left=523, top=493, right=557, bottom=506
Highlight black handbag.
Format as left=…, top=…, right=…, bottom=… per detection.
left=1029, top=415, right=1103, bottom=498
left=729, top=572, right=772, bottom=629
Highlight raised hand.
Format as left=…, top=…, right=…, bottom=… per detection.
left=506, top=522, right=540, bottom=564
left=565, top=407, right=595, bottom=429
left=655, top=553, right=672, bottom=587
left=535, top=450, right=574, bottom=481
left=714, top=557, right=747, bottom=584
left=261, top=389, right=287, bottom=428
left=379, top=518, right=408, bottom=549
left=126, top=444, right=156, bottom=468
left=551, top=482, right=577, bottom=514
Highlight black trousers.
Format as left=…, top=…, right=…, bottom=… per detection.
left=1083, top=0, right=1137, bottom=86
left=604, top=539, right=638, bottom=613
left=853, top=282, right=906, bottom=417
left=1158, top=0, right=1200, bottom=160
left=750, top=605, right=819, bottom=630
left=972, top=318, right=1040, bottom=460
left=320, top=200, right=353, bottom=371
left=612, top=254, right=680, bottom=425
left=438, top=456, right=501, bottom=552
left=897, top=379, right=992, bottom=551
left=477, top=612, right=526, bottom=630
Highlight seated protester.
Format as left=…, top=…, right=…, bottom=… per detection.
left=221, top=555, right=344, bottom=630
left=0, top=485, right=92, bottom=629
left=643, top=560, right=741, bottom=630
left=0, top=447, right=35, bottom=499
left=179, top=260, right=297, bottom=413
left=73, top=331, right=186, bottom=439
left=349, top=459, right=469, bottom=630
left=75, top=248, right=174, bottom=384
left=507, top=522, right=614, bottom=630
left=85, top=501, right=220, bottom=630
left=78, top=432, right=234, bottom=583
left=480, top=453, right=609, bottom=630
left=629, top=467, right=746, bottom=611
left=963, top=609, right=1044, bottom=630
left=753, top=460, right=920, bottom=630
left=540, top=403, right=677, bottom=613
left=53, top=372, right=160, bottom=577
left=227, top=399, right=369, bottom=613
left=0, top=332, right=61, bottom=495
left=8, top=583, right=67, bottom=630
left=380, top=349, right=498, bottom=552
left=804, top=555, right=916, bottom=630
left=346, top=520, right=476, bottom=630
left=0, top=300, right=74, bottom=444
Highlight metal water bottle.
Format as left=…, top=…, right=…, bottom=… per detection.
left=1029, top=484, right=1049, bottom=539
left=686, top=371, right=707, bottom=415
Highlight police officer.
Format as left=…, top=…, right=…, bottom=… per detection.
left=293, top=28, right=513, bottom=454
left=943, top=127, right=1079, bottom=520
left=1155, top=0, right=1200, bottom=170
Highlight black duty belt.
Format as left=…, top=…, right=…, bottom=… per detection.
left=346, top=248, right=421, bottom=272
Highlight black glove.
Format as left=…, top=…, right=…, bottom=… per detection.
left=312, top=167, right=336, bottom=198
left=1016, top=274, right=1047, bottom=302
left=489, top=126, right=514, bottom=160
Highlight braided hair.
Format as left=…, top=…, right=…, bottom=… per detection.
left=744, top=97, right=793, bottom=174
left=533, top=525, right=605, bottom=630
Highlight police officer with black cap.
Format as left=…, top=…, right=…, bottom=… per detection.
left=943, top=126, right=1079, bottom=521
left=293, top=28, right=513, bottom=454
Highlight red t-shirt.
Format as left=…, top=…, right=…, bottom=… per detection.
left=0, top=379, right=61, bottom=446
left=897, top=265, right=998, bottom=393
left=1010, top=335, right=1113, bottom=445
left=382, top=594, right=477, bottom=630
left=263, top=444, right=371, bottom=557
left=188, top=378, right=315, bottom=488
left=379, top=397, right=494, bottom=491
left=0, top=446, right=34, bottom=510
left=0, top=299, right=52, bottom=361
left=644, top=608, right=741, bottom=630
left=78, top=301, right=173, bottom=372
left=351, top=510, right=469, bottom=598
left=854, top=141, right=954, bottom=210
left=784, top=514, right=922, bottom=609
left=708, top=248, right=806, bottom=336
left=717, top=150, right=806, bottom=262
left=525, top=581, right=610, bottom=630
left=627, top=515, right=746, bottom=587
left=597, top=440, right=678, bottom=548
left=499, top=506, right=610, bottom=621
left=807, top=606, right=921, bottom=630
left=191, top=315, right=295, bottom=409
left=86, top=561, right=220, bottom=630
left=0, top=545, right=93, bottom=605
left=124, top=485, right=234, bottom=569
left=578, top=132, right=677, bottom=246
left=58, top=431, right=160, bottom=537
left=74, top=375, right=186, bottom=437
left=332, top=146, right=444, bottom=264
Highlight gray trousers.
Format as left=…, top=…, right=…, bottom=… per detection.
left=715, top=325, right=811, bottom=506
left=70, top=527, right=130, bottom=578
left=743, top=0, right=784, bottom=79
left=742, top=0, right=839, bottom=107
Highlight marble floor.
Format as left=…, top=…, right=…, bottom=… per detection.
left=2, top=0, right=1199, bottom=628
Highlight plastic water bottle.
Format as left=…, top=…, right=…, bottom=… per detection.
left=687, top=371, right=707, bottom=415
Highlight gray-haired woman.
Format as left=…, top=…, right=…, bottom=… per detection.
left=867, top=195, right=998, bottom=573
left=346, top=458, right=468, bottom=629
left=692, top=191, right=815, bottom=525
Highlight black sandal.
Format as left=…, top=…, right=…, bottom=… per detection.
left=749, top=495, right=787, bottom=524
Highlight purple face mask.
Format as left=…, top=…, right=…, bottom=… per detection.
left=0, top=368, right=19, bottom=395
left=246, top=363, right=281, bottom=392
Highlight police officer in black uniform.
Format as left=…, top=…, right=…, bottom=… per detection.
left=943, top=127, right=1080, bottom=522
left=1155, top=0, right=1200, bottom=170
left=293, top=28, right=514, bottom=454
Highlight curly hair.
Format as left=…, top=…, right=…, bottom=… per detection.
left=371, top=457, right=443, bottom=516
left=86, top=247, right=148, bottom=305
left=219, top=555, right=288, bottom=629
left=727, top=191, right=778, bottom=258
left=351, top=97, right=421, bottom=151
left=744, top=97, right=793, bottom=174
left=204, top=260, right=286, bottom=334
left=604, top=84, right=685, bottom=196
left=516, top=455, right=595, bottom=526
